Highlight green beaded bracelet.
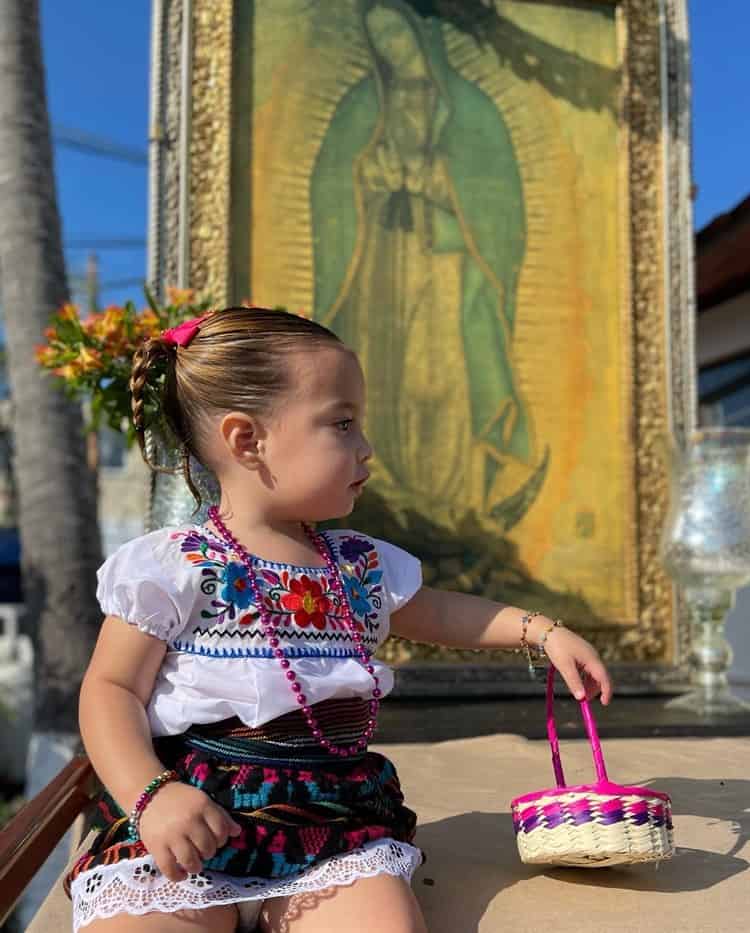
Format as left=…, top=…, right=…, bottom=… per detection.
left=127, top=768, right=178, bottom=841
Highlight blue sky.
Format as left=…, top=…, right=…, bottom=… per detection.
left=41, top=0, right=150, bottom=309
left=40, top=0, right=748, bottom=310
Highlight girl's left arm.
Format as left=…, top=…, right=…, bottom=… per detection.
left=389, top=586, right=613, bottom=704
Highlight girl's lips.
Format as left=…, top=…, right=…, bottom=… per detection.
left=350, top=474, right=370, bottom=489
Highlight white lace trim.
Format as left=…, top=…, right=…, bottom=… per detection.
left=71, top=838, right=422, bottom=931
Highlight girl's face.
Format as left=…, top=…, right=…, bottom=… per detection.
left=260, top=345, right=373, bottom=522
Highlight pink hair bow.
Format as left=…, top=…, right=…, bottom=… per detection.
left=161, top=313, right=211, bottom=348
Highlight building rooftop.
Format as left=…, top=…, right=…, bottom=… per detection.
left=696, top=193, right=750, bottom=311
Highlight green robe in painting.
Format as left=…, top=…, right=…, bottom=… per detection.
left=312, top=11, right=538, bottom=521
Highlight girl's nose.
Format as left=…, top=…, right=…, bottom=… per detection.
left=359, top=435, right=373, bottom=462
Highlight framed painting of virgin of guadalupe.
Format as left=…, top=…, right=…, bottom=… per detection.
left=154, top=0, right=695, bottom=691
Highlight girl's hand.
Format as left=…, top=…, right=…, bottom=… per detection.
left=138, top=781, right=242, bottom=882
left=536, top=624, right=613, bottom=705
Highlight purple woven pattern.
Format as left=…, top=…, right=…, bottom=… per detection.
left=512, top=793, right=673, bottom=836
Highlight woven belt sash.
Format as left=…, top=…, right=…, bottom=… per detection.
left=180, top=697, right=372, bottom=766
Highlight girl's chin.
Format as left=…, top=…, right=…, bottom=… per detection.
left=335, top=495, right=359, bottom=518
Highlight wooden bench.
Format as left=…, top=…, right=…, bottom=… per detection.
left=0, top=756, right=99, bottom=926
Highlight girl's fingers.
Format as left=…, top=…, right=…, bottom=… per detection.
left=586, top=658, right=613, bottom=705
left=557, top=660, right=586, bottom=701
left=189, top=820, right=219, bottom=861
left=203, top=805, right=240, bottom=848
left=171, top=838, right=204, bottom=876
left=576, top=657, right=613, bottom=705
left=154, top=846, right=188, bottom=883
left=583, top=671, right=600, bottom=701
left=548, top=631, right=613, bottom=705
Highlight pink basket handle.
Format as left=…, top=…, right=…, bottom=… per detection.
left=546, top=665, right=608, bottom=788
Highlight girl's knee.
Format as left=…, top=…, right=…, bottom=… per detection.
left=259, top=876, right=427, bottom=933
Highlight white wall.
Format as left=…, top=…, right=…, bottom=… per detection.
left=727, top=585, right=750, bottom=684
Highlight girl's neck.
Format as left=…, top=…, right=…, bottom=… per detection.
left=205, top=504, right=326, bottom=568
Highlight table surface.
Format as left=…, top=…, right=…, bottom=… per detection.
left=380, top=732, right=750, bottom=933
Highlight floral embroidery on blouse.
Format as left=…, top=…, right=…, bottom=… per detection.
left=336, top=535, right=384, bottom=634
left=278, top=574, right=331, bottom=630
left=260, top=569, right=351, bottom=632
left=169, top=528, right=384, bottom=640
left=171, top=528, right=259, bottom=626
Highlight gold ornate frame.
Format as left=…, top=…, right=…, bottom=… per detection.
left=151, top=0, right=695, bottom=692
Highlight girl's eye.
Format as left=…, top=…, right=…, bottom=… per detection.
left=335, top=419, right=353, bottom=432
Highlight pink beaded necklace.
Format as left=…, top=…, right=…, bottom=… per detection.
left=206, top=506, right=380, bottom=757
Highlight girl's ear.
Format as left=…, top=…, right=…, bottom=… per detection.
left=218, top=411, right=265, bottom=469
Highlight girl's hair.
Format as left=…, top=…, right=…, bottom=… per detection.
left=129, top=306, right=342, bottom=502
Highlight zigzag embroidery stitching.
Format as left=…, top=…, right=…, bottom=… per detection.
left=187, top=626, right=378, bottom=644
left=169, top=641, right=361, bottom=659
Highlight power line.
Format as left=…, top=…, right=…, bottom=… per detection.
left=52, top=125, right=148, bottom=165
left=70, top=276, right=144, bottom=292
left=98, top=278, right=145, bottom=292
left=65, top=237, right=146, bottom=250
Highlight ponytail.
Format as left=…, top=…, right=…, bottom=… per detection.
left=130, top=337, right=202, bottom=508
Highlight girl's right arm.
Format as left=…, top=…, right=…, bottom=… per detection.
left=80, top=616, right=240, bottom=881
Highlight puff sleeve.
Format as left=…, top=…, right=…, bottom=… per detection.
left=373, top=537, right=423, bottom=614
left=96, top=530, right=195, bottom=642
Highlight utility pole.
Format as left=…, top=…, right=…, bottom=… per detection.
left=86, top=251, right=99, bottom=315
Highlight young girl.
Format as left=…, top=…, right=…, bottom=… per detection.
left=67, top=307, right=612, bottom=933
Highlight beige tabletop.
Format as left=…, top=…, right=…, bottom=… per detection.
left=381, top=733, right=750, bottom=933
left=27, top=733, right=750, bottom=932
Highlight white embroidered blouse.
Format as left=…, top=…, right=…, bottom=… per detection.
left=97, top=524, right=422, bottom=736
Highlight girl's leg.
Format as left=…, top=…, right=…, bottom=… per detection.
left=81, top=904, right=239, bottom=932
left=258, top=874, right=427, bottom=933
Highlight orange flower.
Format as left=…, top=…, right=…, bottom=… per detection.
left=57, top=303, right=80, bottom=323
left=80, top=307, right=128, bottom=353
left=99, top=306, right=126, bottom=338
left=76, top=346, right=103, bottom=372
left=35, top=345, right=58, bottom=365
left=136, top=309, right=160, bottom=337
left=166, top=286, right=195, bottom=308
left=81, top=313, right=101, bottom=337
left=53, top=361, right=84, bottom=380
left=36, top=288, right=214, bottom=439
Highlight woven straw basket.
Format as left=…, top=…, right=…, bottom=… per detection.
left=510, top=666, right=675, bottom=867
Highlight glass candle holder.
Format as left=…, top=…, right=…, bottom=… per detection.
left=660, top=427, right=750, bottom=715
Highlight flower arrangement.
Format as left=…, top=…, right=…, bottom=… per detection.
left=35, top=287, right=212, bottom=443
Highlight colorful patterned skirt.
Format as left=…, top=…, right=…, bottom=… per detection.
left=67, top=699, right=422, bottom=930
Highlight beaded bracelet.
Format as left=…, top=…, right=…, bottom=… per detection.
left=517, top=610, right=542, bottom=677
left=536, top=619, right=565, bottom=659
left=127, top=769, right=179, bottom=841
